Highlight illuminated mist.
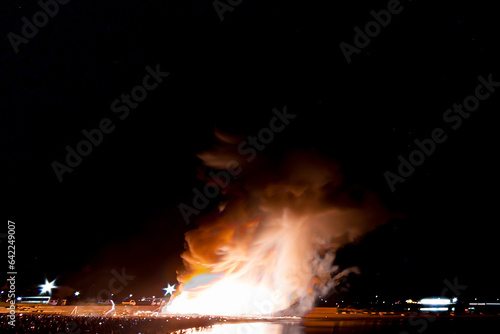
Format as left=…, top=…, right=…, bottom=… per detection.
left=167, top=135, right=388, bottom=316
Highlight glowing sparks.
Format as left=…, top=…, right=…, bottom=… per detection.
left=104, top=300, right=115, bottom=315
left=39, top=279, right=57, bottom=295
left=163, top=283, right=176, bottom=296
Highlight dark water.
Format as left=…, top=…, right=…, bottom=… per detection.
left=186, top=317, right=500, bottom=334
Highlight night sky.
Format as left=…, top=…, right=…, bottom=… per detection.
left=3, top=0, right=500, bottom=303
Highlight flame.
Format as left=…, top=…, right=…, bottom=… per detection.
left=166, top=149, right=388, bottom=316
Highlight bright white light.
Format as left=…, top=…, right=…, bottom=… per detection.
left=420, top=307, right=448, bottom=312
left=166, top=278, right=278, bottom=315
left=74, top=291, right=80, bottom=296
left=419, top=298, right=451, bottom=305
left=39, top=279, right=57, bottom=295
left=163, top=283, right=176, bottom=296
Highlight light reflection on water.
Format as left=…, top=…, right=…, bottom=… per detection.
left=174, top=322, right=303, bottom=334
left=171, top=317, right=500, bottom=334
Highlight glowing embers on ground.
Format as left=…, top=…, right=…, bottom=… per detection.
left=165, top=275, right=286, bottom=316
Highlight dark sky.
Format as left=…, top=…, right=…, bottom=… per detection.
left=3, top=0, right=500, bottom=302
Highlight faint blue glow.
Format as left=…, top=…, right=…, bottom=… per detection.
left=183, top=273, right=223, bottom=291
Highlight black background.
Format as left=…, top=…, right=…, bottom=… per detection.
left=3, top=0, right=499, bottom=304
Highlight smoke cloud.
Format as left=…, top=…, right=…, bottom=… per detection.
left=169, top=133, right=389, bottom=315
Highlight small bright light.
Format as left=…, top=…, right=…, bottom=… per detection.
left=16, top=297, right=22, bottom=301
left=129, top=294, right=133, bottom=297
left=39, top=279, right=57, bottom=295
left=74, top=291, right=80, bottom=296
left=163, top=283, right=176, bottom=296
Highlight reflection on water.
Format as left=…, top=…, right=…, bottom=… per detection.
left=174, top=320, right=392, bottom=334
left=172, top=317, right=500, bottom=334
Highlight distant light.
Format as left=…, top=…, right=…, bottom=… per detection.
left=163, top=283, right=176, bottom=296
left=452, top=297, right=457, bottom=303
left=74, top=291, right=80, bottom=296
left=420, top=298, right=451, bottom=306
left=39, top=279, right=57, bottom=295
left=375, top=295, right=378, bottom=298
left=17, top=297, right=22, bottom=301
left=153, top=296, right=155, bottom=298
left=420, top=307, right=448, bottom=312
left=129, top=294, right=133, bottom=297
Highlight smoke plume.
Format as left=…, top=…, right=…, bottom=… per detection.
left=168, top=133, right=388, bottom=316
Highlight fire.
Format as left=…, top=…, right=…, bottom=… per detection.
left=167, top=276, right=279, bottom=315
left=165, top=149, right=388, bottom=316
